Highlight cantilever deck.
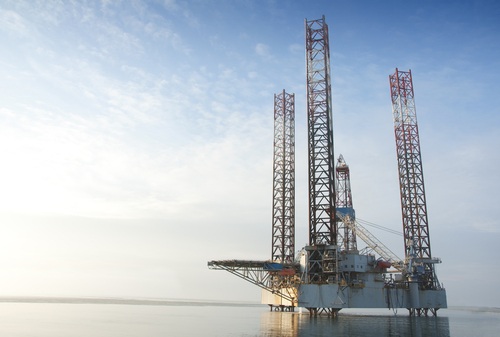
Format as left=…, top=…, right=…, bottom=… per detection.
left=208, top=260, right=299, bottom=304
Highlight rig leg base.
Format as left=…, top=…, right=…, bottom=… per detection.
left=306, top=308, right=340, bottom=317
left=268, top=305, right=295, bottom=312
left=408, top=308, right=439, bottom=316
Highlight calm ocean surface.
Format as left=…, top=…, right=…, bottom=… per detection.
left=0, top=298, right=498, bottom=337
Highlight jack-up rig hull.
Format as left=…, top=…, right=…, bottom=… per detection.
left=208, top=16, right=447, bottom=316
left=209, top=252, right=447, bottom=316
left=299, top=284, right=447, bottom=315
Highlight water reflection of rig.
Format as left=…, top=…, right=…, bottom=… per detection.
left=259, top=311, right=451, bottom=337
left=208, top=16, right=447, bottom=317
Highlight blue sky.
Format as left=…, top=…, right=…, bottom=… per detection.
left=0, top=0, right=499, bottom=307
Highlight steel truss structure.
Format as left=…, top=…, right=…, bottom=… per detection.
left=305, top=16, right=337, bottom=284
left=208, top=18, right=446, bottom=318
left=345, top=217, right=404, bottom=271
left=389, top=68, right=437, bottom=289
left=207, top=260, right=298, bottom=303
left=335, top=155, right=357, bottom=253
left=272, top=90, right=295, bottom=264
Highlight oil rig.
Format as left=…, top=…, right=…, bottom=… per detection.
left=208, top=16, right=447, bottom=316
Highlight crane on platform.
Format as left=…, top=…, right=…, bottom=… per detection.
left=340, top=216, right=404, bottom=272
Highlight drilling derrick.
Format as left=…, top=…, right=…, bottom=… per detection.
left=335, top=155, right=357, bottom=253
left=305, top=16, right=337, bottom=285
left=389, top=68, right=441, bottom=294
left=272, top=90, right=295, bottom=264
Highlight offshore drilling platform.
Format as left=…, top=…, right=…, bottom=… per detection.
left=208, top=16, right=447, bottom=316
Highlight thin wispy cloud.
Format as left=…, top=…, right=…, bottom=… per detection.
left=255, top=42, right=271, bottom=58
left=0, top=9, right=29, bottom=35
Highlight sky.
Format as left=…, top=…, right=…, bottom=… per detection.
left=0, top=0, right=499, bottom=308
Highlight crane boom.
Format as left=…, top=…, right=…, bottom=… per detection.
left=338, top=215, right=404, bottom=271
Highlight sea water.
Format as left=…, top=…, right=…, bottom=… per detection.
left=0, top=298, right=498, bottom=337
